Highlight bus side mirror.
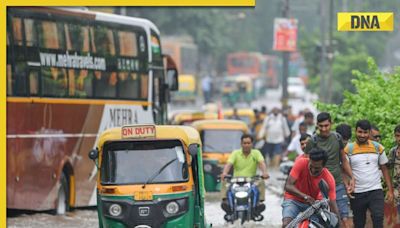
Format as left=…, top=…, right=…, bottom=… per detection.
left=163, top=54, right=179, bottom=91
left=188, top=144, right=198, bottom=157
left=88, top=149, right=98, bottom=160
left=167, top=69, right=179, bottom=91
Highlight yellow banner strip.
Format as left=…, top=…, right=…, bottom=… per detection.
left=5, top=0, right=255, bottom=6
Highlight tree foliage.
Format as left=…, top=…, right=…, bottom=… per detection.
left=316, top=58, right=400, bottom=148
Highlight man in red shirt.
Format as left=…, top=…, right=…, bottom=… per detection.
left=282, top=148, right=340, bottom=227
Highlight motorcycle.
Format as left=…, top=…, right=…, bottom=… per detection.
left=286, top=180, right=339, bottom=228
left=279, top=157, right=294, bottom=175
left=222, top=175, right=265, bottom=224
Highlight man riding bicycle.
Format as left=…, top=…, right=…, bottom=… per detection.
left=220, top=134, right=270, bottom=216
left=282, top=148, right=340, bottom=227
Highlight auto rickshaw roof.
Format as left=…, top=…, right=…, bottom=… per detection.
left=97, top=125, right=201, bottom=149
left=173, top=111, right=218, bottom=124
left=223, top=108, right=255, bottom=116
left=191, top=119, right=249, bottom=132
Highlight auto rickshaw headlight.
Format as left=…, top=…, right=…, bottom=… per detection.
left=203, top=163, right=212, bottom=172
left=109, top=204, right=122, bottom=217
left=166, top=201, right=179, bottom=214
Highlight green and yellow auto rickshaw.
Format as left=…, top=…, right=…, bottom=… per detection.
left=191, top=119, right=249, bottom=192
left=171, top=74, right=197, bottom=105
left=223, top=108, right=256, bottom=130
left=88, top=124, right=210, bottom=228
left=222, top=76, right=255, bottom=106
left=171, top=111, right=218, bottom=125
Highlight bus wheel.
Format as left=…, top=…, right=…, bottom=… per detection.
left=55, top=172, right=70, bottom=215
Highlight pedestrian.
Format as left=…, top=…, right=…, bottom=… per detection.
left=230, top=107, right=241, bottom=120
left=370, top=124, right=382, bottom=143
left=258, top=107, right=290, bottom=167
left=336, top=123, right=352, bottom=146
left=345, top=119, right=394, bottom=228
left=252, top=110, right=264, bottom=138
left=201, top=74, right=212, bottom=104
left=286, top=122, right=307, bottom=158
left=388, top=124, right=400, bottom=222
left=291, top=111, right=315, bottom=137
left=305, top=112, right=355, bottom=228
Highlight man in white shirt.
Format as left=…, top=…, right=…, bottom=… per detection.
left=345, top=119, right=394, bottom=228
left=286, top=122, right=307, bottom=156
left=258, top=107, right=290, bottom=167
left=291, top=111, right=315, bottom=137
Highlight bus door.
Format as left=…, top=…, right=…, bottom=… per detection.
left=150, top=31, right=167, bottom=124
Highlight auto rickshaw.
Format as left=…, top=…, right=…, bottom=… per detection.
left=222, top=76, right=254, bottom=106
left=88, top=124, right=210, bottom=228
left=171, top=111, right=218, bottom=125
left=223, top=108, right=256, bottom=130
left=172, top=74, right=197, bottom=105
left=191, top=119, right=249, bottom=192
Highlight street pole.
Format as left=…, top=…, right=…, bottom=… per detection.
left=281, top=0, right=290, bottom=109
left=319, top=0, right=327, bottom=103
left=326, top=0, right=334, bottom=102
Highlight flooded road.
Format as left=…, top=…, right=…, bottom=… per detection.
left=7, top=171, right=286, bottom=228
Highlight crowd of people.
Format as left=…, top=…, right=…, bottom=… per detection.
left=220, top=105, right=400, bottom=227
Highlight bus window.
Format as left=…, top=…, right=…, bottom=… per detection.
left=68, top=69, right=93, bottom=98
left=7, top=65, right=12, bottom=96
left=14, top=62, right=28, bottom=96
left=24, top=19, right=37, bottom=47
left=12, top=17, right=23, bottom=46
left=91, top=26, right=116, bottom=56
left=7, top=29, right=12, bottom=95
left=41, top=67, right=68, bottom=97
left=118, top=30, right=137, bottom=57
left=29, top=70, right=39, bottom=96
left=140, top=74, right=149, bottom=99
left=94, top=71, right=117, bottom=98
left=38, top=20, right=65, bottom=49
left=65, top=24, right=90, bottom=52
left=118, top=72, right=140, bottom=99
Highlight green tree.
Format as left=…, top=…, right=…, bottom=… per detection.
left=317, top=58, right=400, bottom=149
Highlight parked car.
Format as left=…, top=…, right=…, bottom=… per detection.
left=288, top=77, right=306, bottom=100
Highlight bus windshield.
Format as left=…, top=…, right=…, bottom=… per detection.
left=101, top=140, right=188, bottom=185
left=202, top=130, right=243, bottom=153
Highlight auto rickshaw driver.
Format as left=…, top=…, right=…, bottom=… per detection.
left=220, top=134, right=269, bottom=217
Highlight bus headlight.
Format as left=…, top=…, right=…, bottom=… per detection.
left=166, top=201, right=179, bottom=215
left=204, top=163, right=212, bottom=172
left=109, top=204, right=122, bottom=217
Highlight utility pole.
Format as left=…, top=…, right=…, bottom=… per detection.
left=319, top=0, right=327, bottom=102
left=281, top=0, right=290, bottom=109
left=326, top=0, right=334, bottom=102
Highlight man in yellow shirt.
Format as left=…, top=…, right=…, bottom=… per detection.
left=220, top=134, right=269, bottom=216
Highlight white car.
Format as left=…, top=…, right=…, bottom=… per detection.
left=288, top=77, right=306, bottom=99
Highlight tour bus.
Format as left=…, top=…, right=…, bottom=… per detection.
left=6, top=7, right=178, bottom=214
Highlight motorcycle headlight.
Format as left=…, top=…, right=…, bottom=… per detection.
left=203, top=163, right=212, bottom=172
left=109, top=204, right=122, bottom=217
left=235, top=191, right=249, bottom=198
left=166, top=201, right=179, bottom=215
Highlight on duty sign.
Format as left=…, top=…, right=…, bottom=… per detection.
left=122, top=125, right=156, bottom=139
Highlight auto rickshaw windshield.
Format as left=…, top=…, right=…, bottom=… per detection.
left=100, top=140, right=188, bottom=185
left=202, top=130, right=243, bottom=153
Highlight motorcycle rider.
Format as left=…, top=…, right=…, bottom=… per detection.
left=220, top=134, right=270, bottom=217
left=282, top=148, right=340, bottom=227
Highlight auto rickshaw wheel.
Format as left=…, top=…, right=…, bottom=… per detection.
left=54, top=172, right=70, bottom=215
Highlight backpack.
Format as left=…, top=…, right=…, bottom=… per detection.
left=347, top=141, right=380, bottom=156
left=346, top=141, right=381, bottom=166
